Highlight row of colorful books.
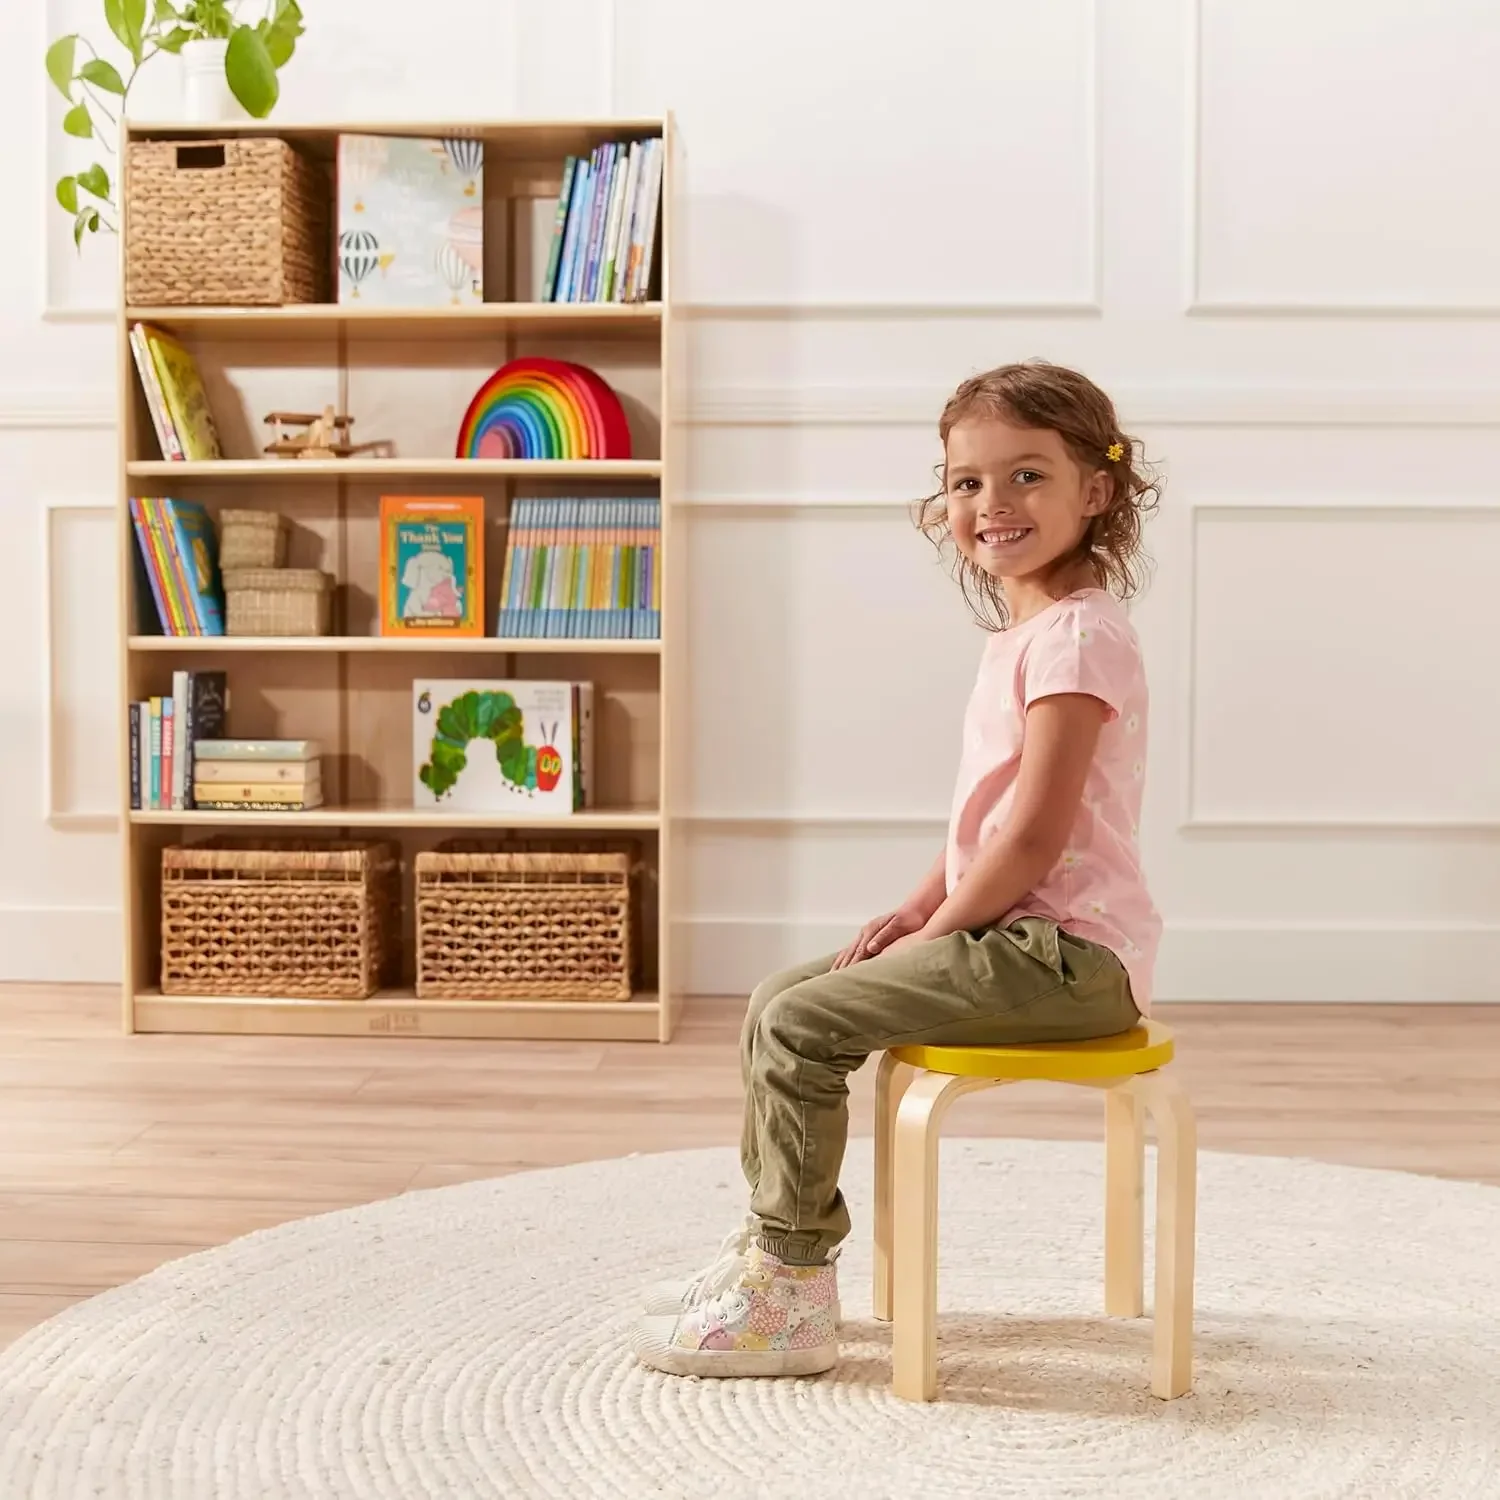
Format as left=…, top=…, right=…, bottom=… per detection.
left=540, top=137, right=663, bottom=303
left=497, top=497, right=660, bottom=639
left=128, top=672, right=227, bottom=811
left=129, top=496, right=225, bottom=636
left=190, top=739, right=325, bottom=812
left=129, top=321, right=223, bottom=461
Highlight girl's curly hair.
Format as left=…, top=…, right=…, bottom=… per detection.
left=917, top=360, right=1161, bottom=630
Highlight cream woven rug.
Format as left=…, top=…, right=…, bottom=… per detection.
left=1, top=1139, right=1497, bottom=1499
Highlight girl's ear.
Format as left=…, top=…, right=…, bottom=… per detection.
left=1083, top=468, right=1111, bottom=517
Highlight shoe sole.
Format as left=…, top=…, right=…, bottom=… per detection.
left=630, top=1317, right=839, bottom=1379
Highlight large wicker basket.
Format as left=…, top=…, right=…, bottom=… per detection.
left=223, top=567, right=331, bottom=636
left=415, top=846, right=634, bottom=1000
left=125, top=137, right=330, bottom=306
left=160, top=840, right=399, bottom=999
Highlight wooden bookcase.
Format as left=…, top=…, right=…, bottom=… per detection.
left=116, top=116, right=686, bottom=1043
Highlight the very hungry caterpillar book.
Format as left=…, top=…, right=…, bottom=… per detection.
left=413, top=679, right=595, bottom=815
left=379, top=495, right=484, bottom=637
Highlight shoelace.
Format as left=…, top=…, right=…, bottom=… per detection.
left=680, top=1215, right=754, bottom=1306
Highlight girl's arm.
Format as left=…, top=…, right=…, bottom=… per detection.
left=910, top=693, right=1107, bottom=942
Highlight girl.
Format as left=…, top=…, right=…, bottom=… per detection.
left=633, top=360, right=1163, bottom=1378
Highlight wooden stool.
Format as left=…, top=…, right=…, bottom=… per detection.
left=872, top=1022, right=1197, bottom=1403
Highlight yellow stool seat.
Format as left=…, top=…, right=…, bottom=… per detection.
left=890, top=1021, right=1174, bottom=1082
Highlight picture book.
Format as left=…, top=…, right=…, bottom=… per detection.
left=129, top=497, right=225, bottom=636
left=543, top=136, right=663, bottom=303
left=337, top=134, right=484, bottom=307
left=380, top=495, right=484, bottom=637
left=138, top=325, right=222, bottom=461
left=194, top=738, right=321, bottom=762
left=129, top=325, right=183, bottom=461
left=412, top=678, right=595, bottom=815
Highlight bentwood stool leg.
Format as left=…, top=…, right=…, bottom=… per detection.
left=1104, top=1085, right=1146, bottom=1318
left=873, top=1053, right=915, bottom=1323
left=890, top=1071, right=995, bottom=1402
left=1130, top=1071, right=1198, bottom=1399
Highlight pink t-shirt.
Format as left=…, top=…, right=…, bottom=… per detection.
left=944, top=588, right=1161, bottom=1012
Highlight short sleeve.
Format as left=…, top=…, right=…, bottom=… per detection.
left=1021, top=603, right=1135, bottom=721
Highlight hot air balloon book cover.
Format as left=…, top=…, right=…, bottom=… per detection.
left=412, top=678, right=596, bottom=815
left=337, top=134, right=485, bottom=307
left=379, top=495, right=485, bottom=638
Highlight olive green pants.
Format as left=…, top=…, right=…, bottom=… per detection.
left=739, top=917, right=1140, bottom=1264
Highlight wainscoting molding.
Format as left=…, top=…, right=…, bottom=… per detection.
left=1181, top=499, right=1500, bottom=833
left=42, top=500, right=118, bottom=833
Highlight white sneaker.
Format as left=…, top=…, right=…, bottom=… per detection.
left=632, top=1245, right=840, bottom=1379
left=641, top=1214, right=754, bottom=1316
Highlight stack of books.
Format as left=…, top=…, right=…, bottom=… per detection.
left=129, top=671, right=228, bottom=811
left=129, top=496, right=225, bottom=636
left=539, top=137, right=663, bottom=303
left=192, top=739, right=325, bottom=813
left=128, top=322, right=222, bottom=461
left=496, top=496, right=660, bottom=639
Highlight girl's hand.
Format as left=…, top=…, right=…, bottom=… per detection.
left=832, top=904, right=927, bottom=970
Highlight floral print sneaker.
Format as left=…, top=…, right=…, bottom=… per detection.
left=631, top=1245, right=839, bottom=1378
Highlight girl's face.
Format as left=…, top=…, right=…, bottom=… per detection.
left=944, top=416, right=1109, bottom=590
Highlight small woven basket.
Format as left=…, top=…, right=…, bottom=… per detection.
left=125, top=137, right=330, bottom=306
left=224, top=567, right=331, bottom=636
left=415, top=846, right=634, bottom=1000
left=160, top=840, right=399, bottom=999
left=218, top=510, right=287, bottom=570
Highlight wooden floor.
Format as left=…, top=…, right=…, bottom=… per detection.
left=2, top=984, right=1498, bottom=1350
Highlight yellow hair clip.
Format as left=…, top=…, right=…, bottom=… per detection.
left=1106, top=442, right=1124, bottom=462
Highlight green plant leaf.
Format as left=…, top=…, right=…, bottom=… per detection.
left=79, top=59, right=127, bottom=94
left=62, top=103, right=93, bottom=139
left=156, top=26, right=193, bottom=53
left=104, top=0, right=148, bottom=62
left=76, top=163, right=111, bottom=201
left=259, top=0, right=304, bottom=67
left=46, top=35, right=78, bottom=99
left=73, top=208, right=101, bottom=248
left=154, top=0, right=180, bottom=20
left=56, top=175, right=79, bottom=213
left=225, top=24, right=278, bottom=117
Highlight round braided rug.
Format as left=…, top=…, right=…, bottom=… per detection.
left=1, top=1140, right=1497, bottom=1499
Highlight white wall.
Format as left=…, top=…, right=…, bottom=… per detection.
left=6, top=0, right=1500, bottom=1001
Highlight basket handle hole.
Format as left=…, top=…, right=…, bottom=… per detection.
left=176, top=144, right=228, bottom=171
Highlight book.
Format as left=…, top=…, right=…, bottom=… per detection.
left=557, top=156, right=592, bottom=302
left=138, top=325, right=222, bottom=460
left=337, top=134, right=483, bottom=307
left=158, top=498, right=225, bottom=635
left=195, top=738, right=322, bottom=762
left=182, top=671, right=228, bottom=807
left=495, top=495, right=659, bottom=639
left=195, top=759, right=319, bottom=785
left=193, top=794, right=325, bottom=812
left=193, top=779, right=322, bottom=805
left=412, top=678, right=596, bottom=814
left=540, top=155, right=578, bottom=300
left=380, top=495, right=484, bottom=637
left=130, top=324, right=183, bottom=461
left=129, top=702, right=142, bottom=810
left=627, top=138, right=665, bottom=301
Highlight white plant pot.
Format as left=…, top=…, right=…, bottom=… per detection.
left=181, top=39, right=248, bottom=123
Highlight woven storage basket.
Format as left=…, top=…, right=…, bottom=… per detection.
left=224, top=567, right=331, bottom=636
left=160, top=840, right=399, bottom=999
left=125, top=137, right=330, bottom=306
left=415, top=847, right=634, bottom=1000
left=218, top=509, right=287, bottom=570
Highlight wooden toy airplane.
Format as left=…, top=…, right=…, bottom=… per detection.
left=263, top=407, right=390, bottom=460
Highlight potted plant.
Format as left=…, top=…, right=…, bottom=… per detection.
left=47, top=0, right=305, bottom=245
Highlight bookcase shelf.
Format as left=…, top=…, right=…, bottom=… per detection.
left=128, top=635, right=663, bottom=655
left=117, top=115, right=684, bottom=1045
left=129, top=805, right=661, bottom=831
left=125, top=302, right=664, bottom=342
left=127, top=459, right=663, bottom=481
